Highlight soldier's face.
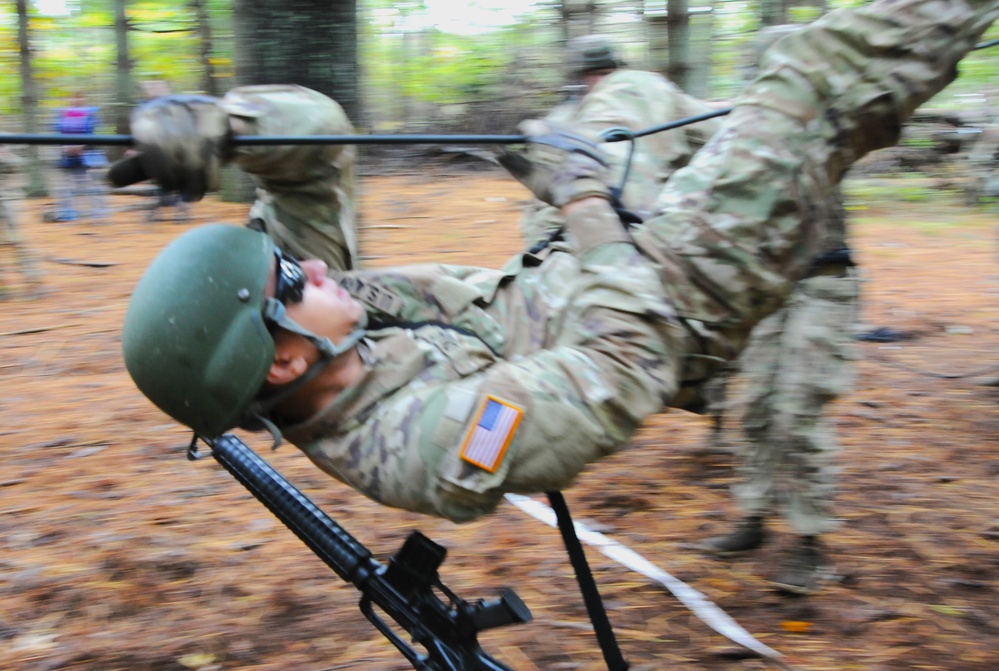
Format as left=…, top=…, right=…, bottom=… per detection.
left=266, top=254, right=364, bottom=349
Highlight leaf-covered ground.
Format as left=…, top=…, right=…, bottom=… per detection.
left=1, top=169, right=997, bottom=671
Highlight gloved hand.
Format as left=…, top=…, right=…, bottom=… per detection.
left=107, top=94, right=230, bottom=202
left=497, top=120, right=611, bottom=207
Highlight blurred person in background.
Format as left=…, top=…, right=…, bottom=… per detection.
left=520, top=34, right=723, bottom=246
left=53, top=92, right=108, bottom=222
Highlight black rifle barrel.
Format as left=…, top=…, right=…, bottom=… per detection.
left=209, top=433, right=377, bottom=584
left=207, top=434, right=523, bottom=671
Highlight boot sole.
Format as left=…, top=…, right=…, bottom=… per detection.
left=769, top=565, right=834, bottom=595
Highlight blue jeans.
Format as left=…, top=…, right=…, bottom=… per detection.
left=55, top=167, right=108, bottom=221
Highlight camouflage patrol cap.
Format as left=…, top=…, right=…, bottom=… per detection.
left=566, top=35, right=622, bottom=77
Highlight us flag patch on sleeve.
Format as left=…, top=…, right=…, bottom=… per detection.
left=460, top=396, right=523, bottom=473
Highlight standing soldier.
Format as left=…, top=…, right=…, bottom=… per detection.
left=0, top=143, right=44, bottom=299
left=519, top=34, right=723, bottom=246
left=965, top=121, right=999, bottom=203
left=697, top=25, right=863, bottom=596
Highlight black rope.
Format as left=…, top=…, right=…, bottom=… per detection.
left=0, top=133, right=526, bottom=147
left=0, top=113, right=726, bottom=148
left=546, top=491, right=629, bottom=671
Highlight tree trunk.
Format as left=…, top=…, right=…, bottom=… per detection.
left=687, top=3, right=714, bottom=100
left=665, top=0, right=692, bottom=93
left=110, top=0, right=134, bottom=163
left=16, top=0, right=47, bottom=197
left=561, top=0, right=597, bottom=41
left=760, top=0, right=789, bottom=27
left=232, top=0, right=359, bottom=122
left=225, top=0, right=358, bottom=203
left=192, top=0, right=219, bottom=97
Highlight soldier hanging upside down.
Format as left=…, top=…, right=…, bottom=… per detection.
left=119, top=0, right=999, bottom=526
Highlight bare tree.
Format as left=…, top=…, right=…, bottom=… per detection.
left=191, top=0, right=219, bottom=97
left=561, top=0, right=598, bottom=41
left=665, top=0, right=692, bottom=92
left=232, top=0, right=360, bottom=122
left=16, top=0, right=46, bottom=197
left=110, top=0, right=134, bottom=162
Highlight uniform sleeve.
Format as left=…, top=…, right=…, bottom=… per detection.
left=220, top=85, right=359, bottom=271
left=674, top=93, right=724, bottom=154
left=221, top=85, right=354, bottom=185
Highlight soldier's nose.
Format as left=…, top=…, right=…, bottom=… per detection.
left=300, top=259, right=329, bottom=286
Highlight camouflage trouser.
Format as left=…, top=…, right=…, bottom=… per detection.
left=0, top=194, right=43, bottom=295
left=727, top=270, right=862, bottom=535
left=966, top=125, right=999, bottom=202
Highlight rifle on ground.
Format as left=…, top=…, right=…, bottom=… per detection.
left=195, top=432, right=532, bottom=671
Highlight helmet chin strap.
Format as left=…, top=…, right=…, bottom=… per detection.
left=244, top=299, right=368, bottom=448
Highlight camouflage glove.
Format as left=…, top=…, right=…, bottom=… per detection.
left=497, top=120, right=611, bottom=207
left=107, top=94, right=230, bottom=202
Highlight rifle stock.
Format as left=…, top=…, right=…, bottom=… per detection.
left=205, top=433, right=531, bottom=671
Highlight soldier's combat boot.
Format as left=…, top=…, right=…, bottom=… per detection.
left=770, top=536, right=833, bottom=596
left=700, top=515, right=766, bottom=556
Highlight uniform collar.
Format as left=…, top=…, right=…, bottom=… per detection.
left=281, top=330, right=427, bottom=444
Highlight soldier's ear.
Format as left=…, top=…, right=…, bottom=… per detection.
left=266, top=346, right=309, bottom=386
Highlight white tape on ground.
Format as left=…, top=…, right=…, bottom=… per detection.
left=504, top=493, right=784, bottom=662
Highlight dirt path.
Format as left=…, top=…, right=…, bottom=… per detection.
left=1, top=171, right=997, bottom=671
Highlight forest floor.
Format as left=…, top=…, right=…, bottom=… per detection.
left=1, top=167, right=998, bottom=671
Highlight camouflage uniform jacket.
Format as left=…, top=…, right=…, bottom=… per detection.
left=283, top=231, right=683, bottom=521
left=221, top=85, right=359, bottom=271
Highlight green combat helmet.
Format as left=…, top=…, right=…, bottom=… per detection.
left=565, top=35, right=622, bottom=79
left=122, top=224, right=365, bottom=442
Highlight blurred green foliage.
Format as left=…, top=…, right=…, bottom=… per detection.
left=3, top=0, right=999, bottom=130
